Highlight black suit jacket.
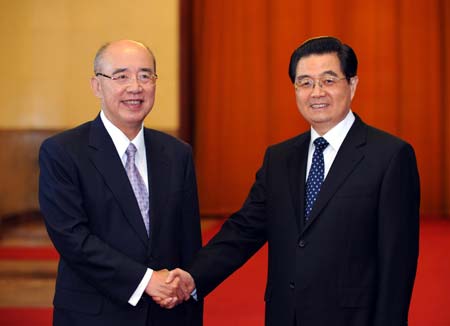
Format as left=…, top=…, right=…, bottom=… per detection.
left=188, top=115, right=419, bottom=326
left=39, top=115, right=203, bottom=326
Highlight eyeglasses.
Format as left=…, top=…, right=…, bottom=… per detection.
left=295, top=75, right=347, bottom=90
left=95, top=71, right=158, bottom=85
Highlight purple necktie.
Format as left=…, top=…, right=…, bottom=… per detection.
left=304, top=137, right=329, bottom=221
left=125, top=143, right=150, bottom=236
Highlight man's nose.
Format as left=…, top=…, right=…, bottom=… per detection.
left=126, top=77, right=143, bottom=92
left=310, top=81, right=325, bottom=96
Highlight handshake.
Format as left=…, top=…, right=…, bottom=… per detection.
left=145, top=268, right=196, bottom=309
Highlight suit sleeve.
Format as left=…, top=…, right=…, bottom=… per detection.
left=374, top=143, right=420, bottom=325
left=39, top=138, right=148, bottom=304
left=188, top=148, right=270, bottom=298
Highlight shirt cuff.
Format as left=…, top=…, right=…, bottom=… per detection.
left=191, top=288, right=198, bottom=301
left=128, top=268, right=153, bottom=306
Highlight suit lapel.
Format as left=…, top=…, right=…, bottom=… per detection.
left=88, top=115, right=149, bottom=246
left=287, top=133, right=310, bottom=233
left=144, top=129, right=171, bottom=254
left=302, top=116, right=367, bottom=234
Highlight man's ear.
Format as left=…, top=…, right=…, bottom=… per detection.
left=349, top=76, right=359, bottom=100
left=90, top=76, right=103, bottom=99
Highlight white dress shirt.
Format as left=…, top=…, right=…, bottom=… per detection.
left=100, top=111, right=153, bottom=306
left=306, top=110, right=355, bottom=181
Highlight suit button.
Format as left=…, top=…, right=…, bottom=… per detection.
left=289, top=282, right=295, bottom=289
left=298, top=239, right=306, bottom=248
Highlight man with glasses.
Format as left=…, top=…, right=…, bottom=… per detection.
left=166, top=36, right=420, bottom=326
left=39, top=40, right=202, bottom=326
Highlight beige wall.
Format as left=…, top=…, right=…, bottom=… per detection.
left=0, top=0, right=179, bottom=132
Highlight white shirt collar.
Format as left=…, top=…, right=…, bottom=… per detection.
left=100, top=110, right=146, bottom=160
left=310, top=110, right=355, bottom=152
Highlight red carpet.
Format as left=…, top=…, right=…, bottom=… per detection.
left=0, top=247, right=58, bottom=260
left=200, top=220, right=267, bottom=325
left=0, top=308, right=52, bottom=326
left=1, top=218, right=449, bottom=325
left=409, top=219, right=450, bottom=325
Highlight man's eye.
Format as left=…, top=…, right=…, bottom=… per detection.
left=322, top=78, right=336, bottom=86
left=114, top=74, right=129, bottom=80
left=300, top=80, right=313, bottom=88
left=139, top=73, right=151, bottom=80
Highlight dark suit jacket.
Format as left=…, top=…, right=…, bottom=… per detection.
left=39, top=115, right=203, bottom=326
left=188, top=115, right=419, bottom=326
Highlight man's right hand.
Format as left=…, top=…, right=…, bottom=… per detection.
left=145, top=269, right=180, bottom=306
left=151, top=268, right=196, bottom=309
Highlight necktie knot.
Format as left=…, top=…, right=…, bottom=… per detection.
left=126, top=143, right=137, bottom=162
left=313, top=137, right=329, bottom=153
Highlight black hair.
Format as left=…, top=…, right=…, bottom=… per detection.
left=288, top=36, right=358, bottom=83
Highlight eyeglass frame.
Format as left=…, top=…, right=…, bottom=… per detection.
left=294, top=75, right=350, bottom=91
left=95, top=71, right=158, bottom=85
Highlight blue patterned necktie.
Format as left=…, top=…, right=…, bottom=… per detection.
left=125, top=143, right=150, bottom=236
left=304, top=137, right=329, bottom=221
